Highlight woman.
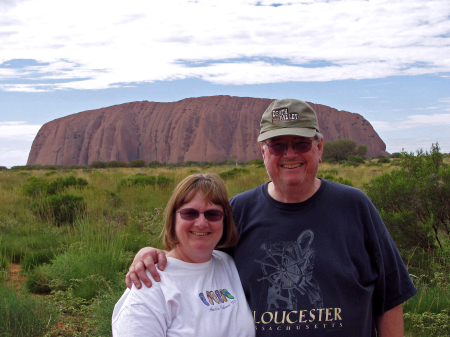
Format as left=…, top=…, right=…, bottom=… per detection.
left=112, top=173, right=255, bottom=337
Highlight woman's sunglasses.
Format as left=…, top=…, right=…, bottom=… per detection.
left=176, top=208, right=224, bottom=221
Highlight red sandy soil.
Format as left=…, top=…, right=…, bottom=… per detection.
left=7, top=263, right=26, bottom=290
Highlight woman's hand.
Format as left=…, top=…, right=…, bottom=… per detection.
left=125, top=247, right=168, bottom=289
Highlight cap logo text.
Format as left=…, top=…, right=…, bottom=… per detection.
left=272, top=108, right=299, bottom=124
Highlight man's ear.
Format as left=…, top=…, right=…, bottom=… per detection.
left=317, top=137, right=324, bottom=162
left=260, top=142, right=266, bottom=160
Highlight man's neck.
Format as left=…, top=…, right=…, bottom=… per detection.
left=267, top=178, right=322, bottom=203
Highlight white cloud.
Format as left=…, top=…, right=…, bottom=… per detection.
left=372, top=113, right=450, bottom=131
left=0, top=121, right=42, bottom=141
left=0, top=0, right=449, bottom=91
left=384, top=136, right=450, bottom=154
left=0, top=146, right=32, bottom=168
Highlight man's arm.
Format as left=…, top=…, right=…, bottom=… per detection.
left=125, top=247, right=167, bottom=289
left=376, top=304, right=404, bottom=337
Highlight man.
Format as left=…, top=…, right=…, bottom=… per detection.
left=126, top=99, right=417, bottom=336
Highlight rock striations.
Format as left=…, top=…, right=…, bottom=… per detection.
left=27, top=96, right=388, bottom=166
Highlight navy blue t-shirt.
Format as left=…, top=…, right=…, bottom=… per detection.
left=229, top=180, right=417, bottom=336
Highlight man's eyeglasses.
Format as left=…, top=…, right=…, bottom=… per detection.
left=264, top=138, right=315, bottom=156
left=176, top=208, right=224, bottom=221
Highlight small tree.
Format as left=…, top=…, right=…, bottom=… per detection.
left=106, top=160, right=128, bottom=168
left=129, top=159, right=147, bottom=168
left=356, top=145, right=368, bottom=158
left=365, top=143, right=449, bottom=250
left=323, top=139, right=360, bottom=162
left=90, top=161, right=107, bottom=169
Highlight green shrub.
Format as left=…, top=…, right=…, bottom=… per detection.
left=0, top=252, right=9, bottom=272
left=117, top=174, right=156, bottom=189
left=32, top=194, right=86, bottom=225
left=0, top=285, right=57, bottom=336
left=147, top=160, right=165, bottom=168
left=26, top=266, right=52, bottom=294
left=46, top=175, right=88, bottom=195
left=129, top=159, right=147, bottom=168
left=0, top=166, right=8, bottom=171
left=106, top=160, right=128, bottom=168
left=250, top=158, right=264, bottom=166
left=323, top=139, right=360, bottom=162
left=348, top=155, right=366, bottom=164
left=327, top=176, right=353, bottom=187
left=32, top=241, right=131, bottom=301
left=21, top=249, right=55, bottom=272
left=219, top=167, right=250, bottom=180
left=44, top=170, right=58, bottom=176
left=156, top=175, right=174, bottom=188
left=365, top=143, right=450, bottom=251
left=90, top=161, right=107, bottom=169
left=377, top=157, right=390, bottom=164
left=22, top=177, right=49, bottom=197
left=404, top=311, right=450, bottom=337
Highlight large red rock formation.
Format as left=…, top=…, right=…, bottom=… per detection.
left=27, top=95, right=388, bottom=165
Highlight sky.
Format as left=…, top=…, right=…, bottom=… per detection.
left=1, top=0, right=449, bottom=168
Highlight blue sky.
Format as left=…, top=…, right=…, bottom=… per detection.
left=1, top=0, right=449, bottom=167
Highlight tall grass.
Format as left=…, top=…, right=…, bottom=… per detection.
left=0, top=285, right=57, bottom=337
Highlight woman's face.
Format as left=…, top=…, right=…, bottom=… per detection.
left=174, top=191, right=224, bottom=262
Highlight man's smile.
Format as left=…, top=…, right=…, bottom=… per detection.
left=281, top=163, right=303, bottom=169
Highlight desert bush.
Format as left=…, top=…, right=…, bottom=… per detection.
left=219, top=167, right=250, bottom=180
left=46, top=175, right=88, bottom=195
left=348, top=155, right=366, bottom=164
left=0, top=285, right=57, bottom=337
left=106, top=160, right=128, bottom=168
left=325, top=176, right=353, bottom=186
left=21, top=249, right=55, bottom=272
left=22, top=177, right=49, bottom=197
left=32, top=194, right=86, bottom=225
left=323, top=139, right=367, bottom=162
left=90, top=273, right=125, bottom=336
left=377, top=157, right=390, bottom=164
left=90, top=161, right=107, bottom=169
left=365, top=143, right=450, bottom=250
left=44, top=170, right=58, bottom=176
left=117, top=174, right=156, bottom=189
left=156, top=175, right=174, bottom=187
left=129, top=159, right=147, bottom=167
left=147, top=160, right=165, bottom=168
left=32, top=238, right=131, bottom=301
left=26, top=266, right=52, bottom=294
left=0, top=252, right=9, bottom=272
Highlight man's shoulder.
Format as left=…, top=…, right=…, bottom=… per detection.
left=322, top=179, right=375, bottom=213
left=230, top=183, right=264, bottom=203
left=323, top=179, right=367, bottom=198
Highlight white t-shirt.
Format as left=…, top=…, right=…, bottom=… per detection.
left=112, top=250, right=255, bottom=337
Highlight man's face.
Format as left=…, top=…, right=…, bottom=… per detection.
left=260, top=135, right=323, bottom=191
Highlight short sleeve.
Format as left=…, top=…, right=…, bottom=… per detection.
left=373, top=229, right=418, bottom=314
left=112, top=282, right=170, bottom=337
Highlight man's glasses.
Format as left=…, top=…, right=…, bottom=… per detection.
left=176, top=208, right=224, bottom=221
left=264, top=138, right=315, bottom=156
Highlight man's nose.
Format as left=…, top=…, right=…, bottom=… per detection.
left=284, top=143, right=297, bottom=157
